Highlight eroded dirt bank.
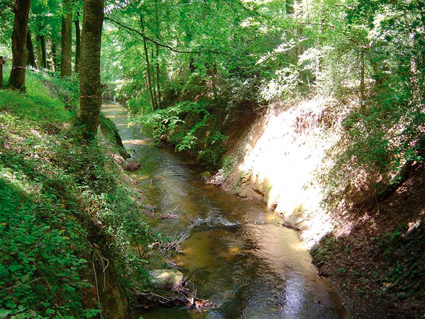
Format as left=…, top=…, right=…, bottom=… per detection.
left=211, top=97, right=425, bottom=318
left=103, top=101, right=348, bottom=319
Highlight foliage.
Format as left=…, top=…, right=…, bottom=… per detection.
left=133, top=101, right=208, bottom=147
left=0, top=72, right=154, bottom=318
left=197, top=130, right=228, bottom=170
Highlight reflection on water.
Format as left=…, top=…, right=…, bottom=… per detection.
left=102, top=102, right=349, bottom=319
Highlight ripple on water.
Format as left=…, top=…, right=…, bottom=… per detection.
left=101, top=102, right=349, bottom=319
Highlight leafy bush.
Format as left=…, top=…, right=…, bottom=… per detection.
left=132, top=100, right=210, bottom=150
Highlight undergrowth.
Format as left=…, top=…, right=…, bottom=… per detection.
left=131, top=100, right=228, bottom=170
left=0, top=71, right=154, bottom=318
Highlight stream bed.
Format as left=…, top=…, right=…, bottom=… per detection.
left=102, top=102, right=349, bottom=319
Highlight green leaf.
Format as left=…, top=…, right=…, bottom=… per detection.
left=0, top=309, right=12, bottom=318
left=45, top=308, right=55, bottom=315
left=63, top=284, right=75, bottom=293
left=9, top=264, right=19, bottom=272
left=21, top=274, right=30, bottom=282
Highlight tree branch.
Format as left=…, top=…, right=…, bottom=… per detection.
left=104, top=16, right=221, bottom=54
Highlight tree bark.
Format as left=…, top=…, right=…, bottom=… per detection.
left=140, top=14, right=156, bottom=112
left=61, top=0, right=72, bottom=77
left=74, top=12, right=81, bottom=73
left=40, top=34, right=47, bottom=69
left=51, top=41, right=57, bottom=71
left=156, top=43, right=161, bottom=108
left=76, top=0, right=104, bottom=138
left=360, top=49, right=365, bottom=103
left=35, top=34, right=42, bottom=68
left=154, top=0, right=161, bottom=109
left=7, top=0, right=32, bottom=90
left=26, top=30, right=36, bottom=68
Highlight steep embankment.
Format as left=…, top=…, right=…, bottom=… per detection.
left=213, top=96, right=425, bottom=318
left=0, top=72, right=154, bottom=318
left=215, top=97, right=346, bottom=247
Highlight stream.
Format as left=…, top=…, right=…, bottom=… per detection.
left=102, top=102, right=349, bottom=319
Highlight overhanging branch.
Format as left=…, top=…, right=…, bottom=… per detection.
left=104, top=16, right=221, bottom=54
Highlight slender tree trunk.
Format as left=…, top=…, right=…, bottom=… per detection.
left=74, top=12, right=81, bottom=73
left=35, top=35, right=42, bottom=68
left=151, top=47, right=158, bottom=108
left=154, top=0, right=161, bottom=108
left=156, top=44, right=161, bottom=108
left=51, top=41, right=57, bottom=71
left=7, top=0, right=32, bottom=90
left=26, top=30, right=36, bottom=68
left=140, top=14, right=156, bottom=112
left=46, top=40, right=52, bottom=70
left=40, top=34, right=47, bottom=69
left=61, top=0, right=72, bottom=77
left=76, top=0, right=104, bottom=138
left=360, top=49, right=365, bottom=103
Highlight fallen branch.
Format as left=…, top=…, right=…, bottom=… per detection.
left=149, top=233, right=189, bottom=255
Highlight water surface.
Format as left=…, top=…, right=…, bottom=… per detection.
left=102, top=102, right=348, bottom=319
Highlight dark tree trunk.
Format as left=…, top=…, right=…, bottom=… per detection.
left=7, top=0, right=32, bottom=90
left=35, top=34, right=42, bottom=68
left=40, top=34, right=47, bottom=68
left=26, top=30, right=36, bottom=68
left=74, top=12, right=81, bottom=73
left=76, top=0, right=104, bottom=138
left=61, top=0, right=72, bottom=77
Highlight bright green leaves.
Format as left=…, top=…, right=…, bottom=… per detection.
left=0, top=172, right=89, bottom=317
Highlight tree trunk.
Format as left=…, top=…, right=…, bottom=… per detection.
left=26, top=30, right=36, bottom=68
left=40, top=34, right=47, bottom=69
left=154, top=0, right=161, bottom=108
left=156, top=43, right=161, bottom=108
left=76, top=0, right=104, bottom=138
left=35, top=34, right=42, bottom=68
left=51, top=41, right=57, bottom=71
left=61, top=0, right=72, bottom=77
left=46, top=39, right=52, bottom=70
left=360, top=49, right=365, bottom=104
left=74, top=12, right=81, bottom=73
left=7, top=0, right=32, bottom=90
left=140, top=14, right=156, bottom=112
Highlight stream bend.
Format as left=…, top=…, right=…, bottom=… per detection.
left=102, top=102, right=348, bottom=319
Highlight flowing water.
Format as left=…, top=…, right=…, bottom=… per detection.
left=102, top=102, right=349, bottom=319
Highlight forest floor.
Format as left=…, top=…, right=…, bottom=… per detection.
left=311, top=163, right=425, bottom=319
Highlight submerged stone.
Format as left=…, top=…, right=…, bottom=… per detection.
left=123, top=161, right=142, bottom=171
left=199, top=171, right=212, bottom=179
left=149, top=269, right=184, bottom=289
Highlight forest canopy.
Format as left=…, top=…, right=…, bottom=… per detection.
left=1, top=0, right=425, bottom=317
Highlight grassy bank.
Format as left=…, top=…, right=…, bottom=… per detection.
left=0, top=71, right=154, bottom=318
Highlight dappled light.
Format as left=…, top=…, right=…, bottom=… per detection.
left=231, top=98, right=340, bottom=247
left=122, top=139, right=149, bottom=146
left=1, top=0, right=424, bottom=317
